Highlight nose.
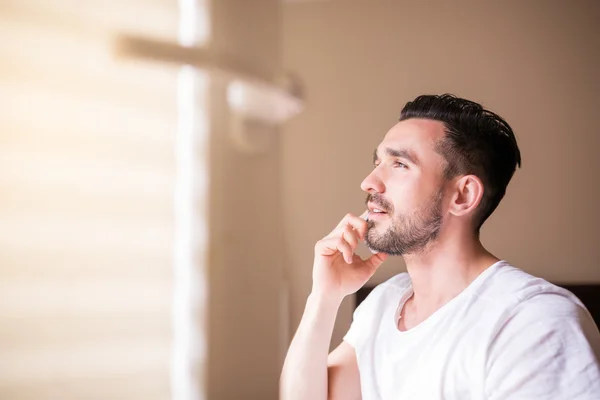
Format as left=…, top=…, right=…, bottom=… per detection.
left=361, top=167, right=385, bottom=194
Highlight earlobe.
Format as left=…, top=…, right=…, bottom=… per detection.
left=449, top=175, right=484, bottom=217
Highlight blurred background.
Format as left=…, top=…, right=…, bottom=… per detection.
left=0, top=0, right=598, bottom=399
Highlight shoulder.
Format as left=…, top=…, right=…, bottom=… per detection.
left=475, top=261, right=588, bottom=315
left=474, top=261, right=600, bottom=363
left=359, top=272, right=411, bottom=309
left=374, top=272, right=412, bottom=293
left=481, top=263, right=600, bottom=397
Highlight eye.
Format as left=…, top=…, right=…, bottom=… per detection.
left=394, top=161, right=408, bottom=169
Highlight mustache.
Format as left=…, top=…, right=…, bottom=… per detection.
left=365, top=193, right=394, bottom=213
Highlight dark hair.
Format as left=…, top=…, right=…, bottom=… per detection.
left=399, top=94, right=521, bottom=231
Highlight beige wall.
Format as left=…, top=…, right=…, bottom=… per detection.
left=282, top=1, right=600, bottom=349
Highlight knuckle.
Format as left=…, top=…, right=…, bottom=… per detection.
left=344, top=228, right=357, bottom=241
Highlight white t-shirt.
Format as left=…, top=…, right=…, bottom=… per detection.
left=344, top=261, right=600, bottom=399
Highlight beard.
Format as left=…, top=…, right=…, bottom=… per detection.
left=365, top=190, right=444, bottom=256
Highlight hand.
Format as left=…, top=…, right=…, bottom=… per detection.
left=312, top=213, right=388, bottom=301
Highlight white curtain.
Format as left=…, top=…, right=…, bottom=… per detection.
left=0, top=1, right=208, bottom=398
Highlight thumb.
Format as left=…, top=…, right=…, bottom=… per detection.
left=364, top=252, right=388, bottom=273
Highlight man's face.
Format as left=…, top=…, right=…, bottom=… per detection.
left=361, top=119, right=449, bottom=256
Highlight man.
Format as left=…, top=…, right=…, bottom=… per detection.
left=280, top=94, right=600, bottom=399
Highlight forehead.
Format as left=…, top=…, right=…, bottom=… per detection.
left=377, top=118, right=446, bottom=162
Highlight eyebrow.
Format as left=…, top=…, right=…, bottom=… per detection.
left=373, top=147, right=420, bottom=166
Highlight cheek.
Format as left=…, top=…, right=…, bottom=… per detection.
left=387, top=191, right=419, bottom=217
left=388, top=175, right=427, bottom=210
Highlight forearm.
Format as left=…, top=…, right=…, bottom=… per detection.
left=280, top=293, right=342, bottom=400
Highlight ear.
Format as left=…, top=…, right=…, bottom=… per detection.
left=448, top=175, right=484, bottom=218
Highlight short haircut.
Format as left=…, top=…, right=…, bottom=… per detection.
left=400, top=94, right=522, bottom=231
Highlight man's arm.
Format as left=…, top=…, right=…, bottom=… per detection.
left=279, top=295, right=361, bottom=400
left=327, top=341, right=361, bottom=400
left=279, top=213, right=387, bottom=400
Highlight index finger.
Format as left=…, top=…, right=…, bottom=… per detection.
left=336, top=212, right=368, bottom=239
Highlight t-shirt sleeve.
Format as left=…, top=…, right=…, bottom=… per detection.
left=485, top=292, right=600, bottom=399
left=342, top=299, right=365, bottom=348
left=343, top=283, right=386, bottom=349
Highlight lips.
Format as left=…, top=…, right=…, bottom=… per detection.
left=366, top=193, right=392, bottom=216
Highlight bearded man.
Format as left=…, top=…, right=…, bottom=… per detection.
left=280, top=94, right=600, bottom=400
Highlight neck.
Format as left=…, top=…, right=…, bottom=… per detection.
left=402, top=231, right=499, bottom=314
